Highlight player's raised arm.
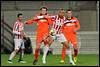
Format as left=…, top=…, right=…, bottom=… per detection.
left=25, top=17, right=36, bottom=25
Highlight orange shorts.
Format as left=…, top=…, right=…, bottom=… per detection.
left=64, top=32, right=78, bottom=47
left=36, top=31, right=49, bottom=44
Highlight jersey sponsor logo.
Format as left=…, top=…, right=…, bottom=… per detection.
left=66, top=23, right=75, bottom=26
left=39, top=19, right=47, bottom=22
left=64, top=20, right=76, bottom=23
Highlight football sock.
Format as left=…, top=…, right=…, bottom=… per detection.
left=61, top=47, right=66, bottom=61
left=74, top=48, right=78, bottom=57
left=67, top=47, right=73, bottom=62
left=9, top=51, right=16, bottom=60
left=43, top=45, right=49, bottom=61
left=19, top=49, right=24, bottom=61
left=34, top=49, right=39, bottom=60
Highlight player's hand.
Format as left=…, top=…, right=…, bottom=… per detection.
left=24, top=21, right=27, bottom=24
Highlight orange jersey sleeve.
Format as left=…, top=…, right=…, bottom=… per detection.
left=26, top=19, right=36, bottom=25
left=74, top=18, right=80, bottom=31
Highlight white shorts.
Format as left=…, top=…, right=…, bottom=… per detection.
left=51, top=33, right=67, bottom=43
left=14, top=39, right=24, bottom=50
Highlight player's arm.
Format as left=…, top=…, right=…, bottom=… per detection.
left=73, top=18, right=80, bottom=32
left=25, top=15, right=38, bottom=25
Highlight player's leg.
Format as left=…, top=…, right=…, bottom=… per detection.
left=42, top=35, right=53, bottom=64
left=8, top=39, right=20, bottom=63
left=58, top=34, right=75, bottom=65
left=60, top=34, right=70, bottom=63
left=42, top=41, right=49, bottom=64
left=57, top=34, right=69, bottom=63
left=62, top=41, right=75, bottom=65
left=60, top=45, right=66, bottom=63
left=71, top=35, right=78, bottom=63
left=33, top=37, right=42, bottom=65
left=18, top=39, right=26, bottom=63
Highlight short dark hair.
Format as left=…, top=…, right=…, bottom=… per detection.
left=59, top=8, right=65, bottom=12
left=66, top=9, right=72, bottom=12
left=17, top=13, right=22, bottom=18
left=40, top=6, right=48, bottom=11
left=59, top=8, right=64, bottom=11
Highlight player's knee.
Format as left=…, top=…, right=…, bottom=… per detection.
left=36, top=45, right=40, bottom=50
left=14, top=49, right=19, bottom=52
left=73, top=43, right=78, bottom=49
left=62, top=41, right=69, bottom=48
left=63, top=45, right=66, bottom=49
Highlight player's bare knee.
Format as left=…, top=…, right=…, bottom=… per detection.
left=62, top=41, right=69, bottom=48
left=63, top=45, right=66, bottom=49
left=14, top=49, right=19, bottom=52
left=73, top=44, right=78, bottom=49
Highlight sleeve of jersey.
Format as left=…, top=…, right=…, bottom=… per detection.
left=48, top=16, right=55, bottom=25
left=75, top=18, right=80, bottom=31
left=25, top=19, right=36, bottom=25
left=13, top=22, right=20, bottom=35
left=47, top=17, right=53, bottom=25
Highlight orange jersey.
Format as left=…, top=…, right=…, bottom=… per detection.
left=62, top=17, right=80, bottom=33
left=26, top=14, right=53, bottom=42
left=62, top=17, right=80, bottom=45
left=26, top=14, right=53, bottom=33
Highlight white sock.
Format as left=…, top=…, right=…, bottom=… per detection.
left=22, top=50, right=24, bottom=59
left=43, top=45, right=49, bottom=61
left=67, top=48, right=73, bottom=62
left=9, top=51, right=16, bottom=60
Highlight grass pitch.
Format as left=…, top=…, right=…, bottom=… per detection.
left=1, top=54, right=99, bottom=66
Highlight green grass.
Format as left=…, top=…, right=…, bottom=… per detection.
left=1, top=54, right=99, bottom=66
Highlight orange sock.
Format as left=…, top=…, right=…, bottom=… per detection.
left=34, top=49, right=39, bottom=60
left=61, top=47, right=66, bottom=61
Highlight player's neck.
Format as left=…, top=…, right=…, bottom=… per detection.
left=17, top=19, right=22, bottom=22
left=58, top=15, right=64, bottom=19
left=67, top=16, right=73, bottom=20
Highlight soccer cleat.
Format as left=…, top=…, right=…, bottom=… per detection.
left=19, top=60, right=26, bottom=63
left=18, top=59, right=26, bottom=63
left=8, top=60, right=13, bottom=64
left=74, top=57, right=77, bottom=63
left=33, top=59, right=38, bottom=65
left=70, top=60, right=76, bottom=65
left=60, top=60, right=64, bottom=63
left=42, top=58, right=46, bottom=64
left=42, top=60, right=46, bottom=64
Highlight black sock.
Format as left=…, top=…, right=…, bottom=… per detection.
left=18, top=49, right=23, bottom=61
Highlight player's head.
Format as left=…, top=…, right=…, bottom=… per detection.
left=58, top=8, right=65, bottom=18
left=17, top=13, right=23, bottom=21
left=40, top=6, right=48, bottom=15
left=66, top=9, right=73, bottom=18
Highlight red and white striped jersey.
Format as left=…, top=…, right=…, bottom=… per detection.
left=13, top=20, right=24, bottom=39
left=51, top=15, right=66, bottom=34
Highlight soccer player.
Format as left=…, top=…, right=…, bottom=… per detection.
left=61, top=9, right=80, bottom=63
left=25, top=6, right=53, bottom=65
left=8, top=13, right=26, bottom=63
left=50, top=8, right=75, bottom=65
